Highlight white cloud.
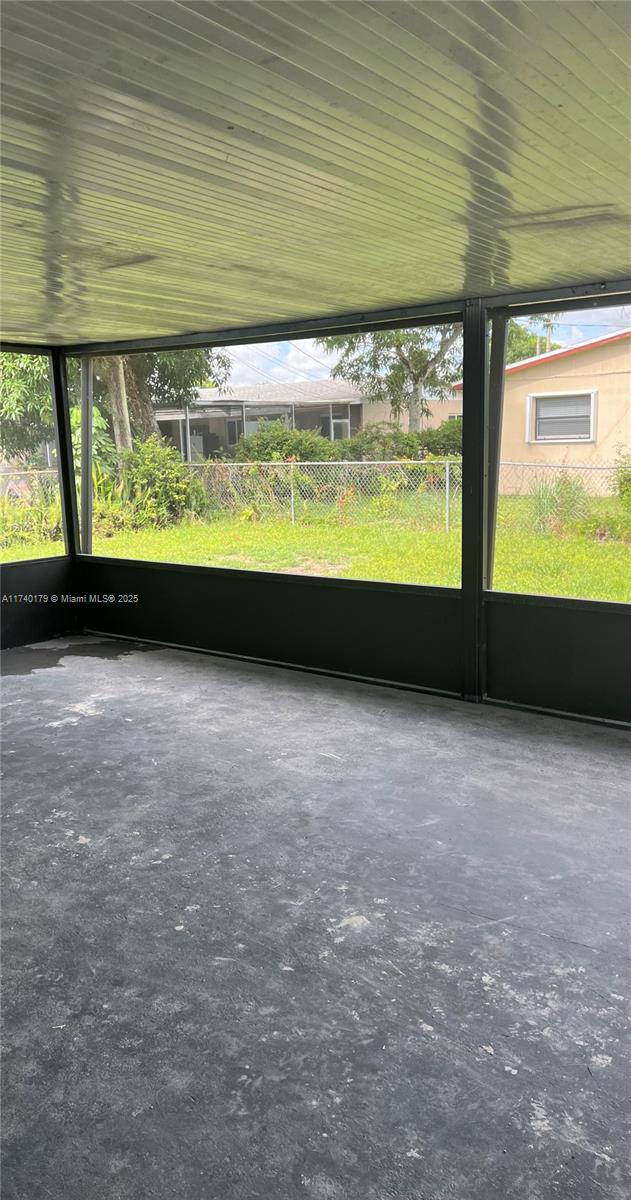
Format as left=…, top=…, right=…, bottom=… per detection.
left=223, top=337, right=339, bottom=387
left=522, top=304, right=631, bottom=347
left=283, top=337, right=339, bottom=378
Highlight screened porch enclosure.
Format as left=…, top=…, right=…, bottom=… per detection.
left=156, top=400, right=362, bottom=459
left=2, top=4, right=631, bottom=1200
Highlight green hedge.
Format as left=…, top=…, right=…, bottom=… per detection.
left=230, top=417, right=462, bottom=462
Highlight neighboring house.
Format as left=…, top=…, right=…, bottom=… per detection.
left=156, top=379, right=363, bottom=458
left=454, top=329, right=631, bottom=465
left=361, top=394, right=462, bottom=430
left=156, top=377, right=462, bottom=459
left=157, top=331, right=630, bottom=470
left=158, top=327, right=631, bottom=463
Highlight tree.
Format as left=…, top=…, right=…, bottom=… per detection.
left=539, top=314, right=556, bottom=354
left=93, top=348, right=232, bottom=453
left=98, top=357, right=133, bottom=453
left=1, top=347, right=233, bottom=462
left=0, top=353, right=54, bottom=460
left=316, top=326, right=462, bottom=433
left=506, top=320, right=560, bottom=364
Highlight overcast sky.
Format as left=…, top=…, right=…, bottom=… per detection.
left=222, top=306, right=631, bottom=388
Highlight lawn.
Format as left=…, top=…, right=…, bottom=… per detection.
left=5, top=514, right=628, bottom=602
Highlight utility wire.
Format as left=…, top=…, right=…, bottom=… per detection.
left=288, top=340, right=332, bottom=368
left=227, top=352, right=278, bottom=385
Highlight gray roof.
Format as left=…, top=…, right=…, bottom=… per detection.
left=195, top=379, right=362, bottom=407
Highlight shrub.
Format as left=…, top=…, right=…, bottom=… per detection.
left=120, top=436, right=195, bottom=527
left=614, top=448, right=631, bottom=508
left=0, top=472, right=63, bottom=546
left=233, top=420, right=336, bottom=462
left=228, top=416, right=463, bottom=464
left=416, top=453, right=462, bottom=491
left=336, top=422, right=422, bottom=461
left=530, top=473, right=589, bottom=534
left=418, top=417, right=462, bottom=456
left=70, top=405, right=117, bottom=468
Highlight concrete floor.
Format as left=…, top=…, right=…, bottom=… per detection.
left=2, top=636, right=630, bottom=1200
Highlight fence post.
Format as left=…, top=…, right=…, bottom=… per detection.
left=445, top=459, right=450, bottom=534
left=290, top=462, right=296, bottom=524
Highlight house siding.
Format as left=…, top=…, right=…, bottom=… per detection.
left=362, top=397, right=462, bottom=432
left=499, top=337, right=631, bottom=466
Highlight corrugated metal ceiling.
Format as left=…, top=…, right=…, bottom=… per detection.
left=1, top=0, right=630, bottom=345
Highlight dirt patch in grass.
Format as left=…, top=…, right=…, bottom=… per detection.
left=279, top=557, right=352, bottom=577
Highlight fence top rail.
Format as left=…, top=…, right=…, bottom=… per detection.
left=187, top=458, right=615, bottom=470
left=0, top=467, right=59, bottom=474
left=500, top=461, right=616, bottom=471
left=188, top=458, right=460, bottom=468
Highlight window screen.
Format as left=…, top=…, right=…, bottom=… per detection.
left=68, top=321, right=463, bottom=588
left=487, top=304, right=630, bottom=604
left=534, top=394, right=591, bottom=441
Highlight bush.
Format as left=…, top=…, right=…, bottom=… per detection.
left=120, top=436, right=196, bottom=527
left=0, top=472, right=63, bottom=546
left=228, top=416, right=463, bottom=464
left=233, top=420, right=336, bottom=462
left=614, top=448, right=631, bottom=508
left=334, top=422, right=422, bottom=461
left=418, top=417, right=462, bottom=456
left=70, top=405, right=117, bottom=469
left=340, top=418, right=462, bottom=461
left=530, top=473, right=589, bottom=534
left=416, top=453, right=462, bottom=491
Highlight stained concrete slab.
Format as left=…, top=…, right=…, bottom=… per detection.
left=1, top=635, right=630, bottom=1200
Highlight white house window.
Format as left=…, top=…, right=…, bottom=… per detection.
left=530, top=393, right=594, bottom=442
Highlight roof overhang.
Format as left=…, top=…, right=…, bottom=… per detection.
left=2, top=1, right=630, bottom=347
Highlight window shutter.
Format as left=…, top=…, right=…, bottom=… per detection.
left=534, top=395, right=591, bottom=441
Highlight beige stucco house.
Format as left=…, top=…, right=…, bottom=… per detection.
left=453, top=329, right=631, bottom=464
left=361, top=395, right=463, bottom=430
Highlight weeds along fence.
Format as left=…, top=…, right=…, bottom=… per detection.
left=0, top=468, right=61, bottom=501
left=189, top=459, right=621, bottom=527
left=0, top=459, right=621, bottom=539
left=0, top=468, right=63, bottom=546
left=498, top=460, right=618, bottom=498
left=189, top=460, right=464, bottom=530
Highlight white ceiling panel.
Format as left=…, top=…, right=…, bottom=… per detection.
left=1, top=0, right=630, bottom=343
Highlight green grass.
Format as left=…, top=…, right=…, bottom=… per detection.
left=3, top=504, right=630, bottom=603
left=0, top=539, right=66, bottom=563
left=84, top=515, right=631, bottom=602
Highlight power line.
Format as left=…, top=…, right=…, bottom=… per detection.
left=243, top=340, right=329, bottom=375
left=243, top=342, right=314, bottom=374
left=227, top=352, right=278, bottom=385
left=288, top=340, right=332, bottom=368
left=230, top=341, right=330, bottom=383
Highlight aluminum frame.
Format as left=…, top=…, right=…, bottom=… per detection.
left=2, top=274, right=630, bottom=724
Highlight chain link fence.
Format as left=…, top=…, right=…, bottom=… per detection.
left=189, top=458, right=621, bottom=527
left=498, top=460, right=618, bottom=498
left=189, top=459, right=464, bottom=531
left=0, top=458, right=621, bottom=535
left=0, top=468, right=61, bottom=502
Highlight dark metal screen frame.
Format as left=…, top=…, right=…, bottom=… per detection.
left=48, top=348, right=79, bottom=559
left=2, top=274, right=630, bottom=724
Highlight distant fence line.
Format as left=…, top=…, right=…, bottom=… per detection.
left=189, top=458, right=462, bottom=530
left=186, top=458, right=619, bottom=527
left=0, top=459, right=621, bottom=535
